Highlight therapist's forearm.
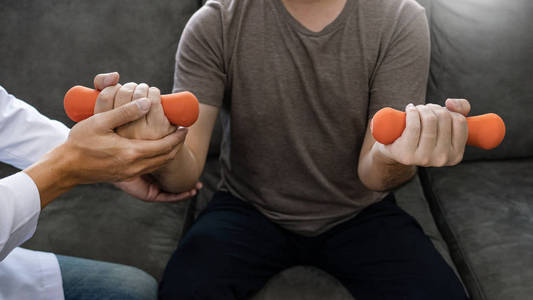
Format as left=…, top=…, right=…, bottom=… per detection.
left=23, top=144, right=79, bottom=208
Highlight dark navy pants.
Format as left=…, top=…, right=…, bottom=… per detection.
left=159, top=192, right=467, bottom=300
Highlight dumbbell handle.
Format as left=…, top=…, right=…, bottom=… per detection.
left=371, top=107, right=506, bottom=150
left=64, top=86, right=199, bottom=127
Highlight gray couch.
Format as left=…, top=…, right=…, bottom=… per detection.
left=417, top=1, right=533, bottom=299
left=0, top=0, right=530, bottom=299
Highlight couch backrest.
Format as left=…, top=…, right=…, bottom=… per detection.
left=0, top=0, right=199, bottom=127
left=423, top=0, right=533, bottom=161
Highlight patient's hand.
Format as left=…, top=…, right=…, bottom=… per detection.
left=91, top=73, right=201, bottom=201
left=94, top=82, right=175, bottom=140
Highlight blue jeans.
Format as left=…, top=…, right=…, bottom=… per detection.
left=56, top=255, right=157, bottom=300
left=160, top=191, right=467, bottom=300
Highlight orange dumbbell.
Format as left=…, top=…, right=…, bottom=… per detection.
left=64, top=85, right=199, bottom=127
left=371, top=107, right=506, bottom=150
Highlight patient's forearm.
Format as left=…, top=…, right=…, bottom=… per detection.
left=358, top=142, right=417, bottom=191
left=152, top=144, right=202, bottom=193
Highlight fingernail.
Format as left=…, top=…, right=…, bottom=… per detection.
left=135, top=98, right=151, bottom=112
left=177, top=127, right=188, bottom=133
left=407, top=103, right=415, bottom=110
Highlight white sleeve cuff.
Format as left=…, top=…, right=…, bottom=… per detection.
left=0, top=172, right=41, bottom=261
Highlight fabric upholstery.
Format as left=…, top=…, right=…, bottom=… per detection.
left=421, top=159, right=533, bottom=300
left=425, top=0, right=533, bottom=160
left=0, top=0, right=199, bottom=280
left=0, top=0, right=199, bottom=124
left=252, top=266, right=352, bottom=300
left=419, top=1, right=533, bottom=299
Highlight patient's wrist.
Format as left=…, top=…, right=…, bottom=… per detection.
left=152, top=145, right=200, bottom=193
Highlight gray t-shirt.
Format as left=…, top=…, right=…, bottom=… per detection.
left=173, top=0, right=429, bottom=236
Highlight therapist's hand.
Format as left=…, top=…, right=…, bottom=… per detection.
left=62, top=96, right=187, bottom=183
left=114, top=176, right=202, bottom=203
left=92, top=72, right=201, bottom=202
left=24, top=79, right=188, bottom=208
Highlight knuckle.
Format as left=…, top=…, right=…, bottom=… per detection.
left=398, top=155, right=413, bottom=166
left=98, top=86, right=116, bottom=101
left=150, top=86, right=161, bottom=93
left=134, top=83, right=148, bottom=94
left=454, top=114, right=467, bottom=127
left=419, top=157, right=431, bottom=167
left=435, top=154, right=449, bottom=167
left=121, top=82, right=137, bottom=92
left=436, top=108, right=451, bottom=120
left=431, top=105, right=442, bottom=112
left=133, top=89, right=145, bottom=97
left=450, top=152, right=464, bottom=166
left=124, top=150, right=138, bottom=163
left=424, top=114, right=437, bottom=124
left=427, top=104, right=441, bottom=111
left=91, top=114, right=106, bottom=128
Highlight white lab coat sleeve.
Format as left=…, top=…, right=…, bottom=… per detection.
left=0, top=85, right=69, bottom=169
left=0, top=172, right=41, bottom=261
left=0, top=85, right=69, bottom=260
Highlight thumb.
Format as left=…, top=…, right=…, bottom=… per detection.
left=94, top=72, right=120, bottom=91
left=445, top=98, right=471, bottom=116
left=94, top=98, right=151, bottom=130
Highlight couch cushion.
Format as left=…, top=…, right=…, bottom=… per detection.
left=420, top=159, right=533, bottom=299
left=252, top=266, right=353, bottom=300
left=0, top=0, right=199, bottom=280
left=425, top=0, right=533, bottom=160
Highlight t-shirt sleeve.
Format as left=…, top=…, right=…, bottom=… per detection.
left=173, top=1, right=226, bottom=108
left=368, top=3, right=430, bottom=119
